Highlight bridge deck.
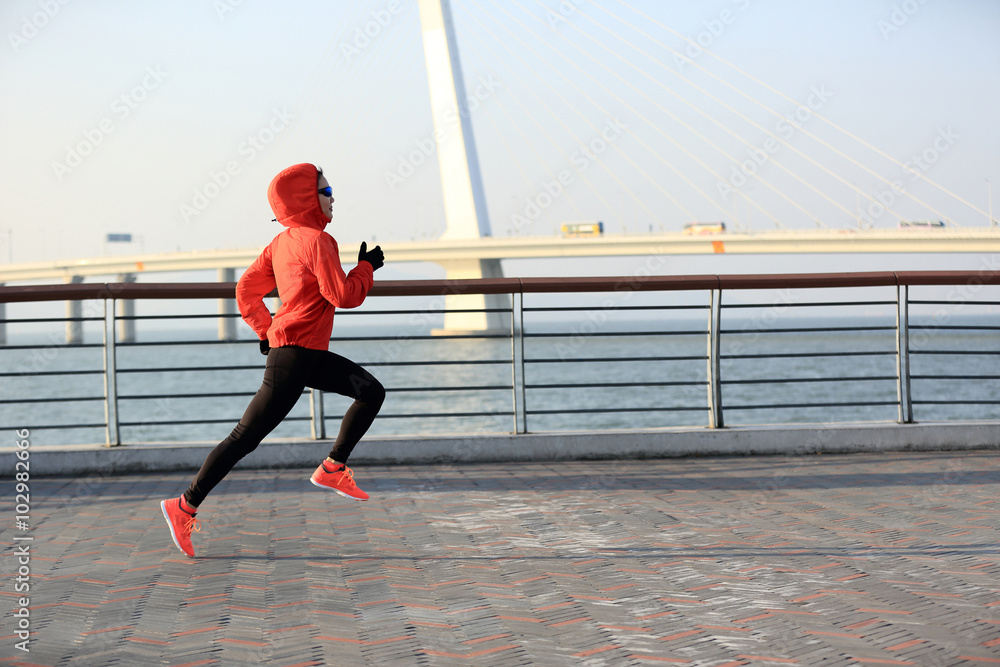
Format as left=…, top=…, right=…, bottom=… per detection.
left=4, top=450, right=1000, bottom=665
left=5, top=228, right=1000, bottom=281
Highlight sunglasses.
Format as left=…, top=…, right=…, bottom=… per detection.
left=318, top=186, right=333, bottom=197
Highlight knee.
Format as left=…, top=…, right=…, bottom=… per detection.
left=235, top=442, right=260, bottom=462
left=349, top=371, right=385, bottom=408
left=365, top=378, right=386, bottom=409
left=222, top=424, right=262, bottom=459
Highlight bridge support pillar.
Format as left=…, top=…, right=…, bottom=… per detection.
left=433, top=258, right=510, bottom=335
left=117, top=273, right=136, bottom=343
left=218, top=267, right=237, bottom=341
left=65, top=275, right=84, bottom=344
left=419, top=0, right=505, bottom=335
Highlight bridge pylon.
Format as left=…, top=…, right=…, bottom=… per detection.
left=418, top=0, right=510, bottom=334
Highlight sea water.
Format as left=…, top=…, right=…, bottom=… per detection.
left=2, top=314, right=998, bottom=447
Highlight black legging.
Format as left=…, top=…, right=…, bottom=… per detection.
left=184, top=346, right=385, bottom=507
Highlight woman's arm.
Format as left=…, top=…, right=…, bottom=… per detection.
left=314, top=234, right=373, bottom=309
left=236, top=243, right=277, bottom=338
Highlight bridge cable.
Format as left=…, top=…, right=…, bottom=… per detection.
left=539, top=0, right=889, bottom=229
left=606, top=0, right=974, bottom=224
left=458, top=5, right=702, bottom=224
left=455, top=28, right=597, bottom=226
left=457, top=9, right=664, bottom=227
left=475, top=0, right=784, bottom=228
left=456, top=16, right=614, bottom=225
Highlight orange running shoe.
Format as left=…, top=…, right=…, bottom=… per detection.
left=160, top=497, right=200, bottom=557
left=310, top=462, right=369, bottom=501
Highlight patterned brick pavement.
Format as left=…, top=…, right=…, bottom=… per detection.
left=2, top=450, right=1000, bottom=666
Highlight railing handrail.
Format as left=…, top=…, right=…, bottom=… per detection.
left=2, top=270, right=997, bottom=303
left=3, top=269, right=998, bottom=444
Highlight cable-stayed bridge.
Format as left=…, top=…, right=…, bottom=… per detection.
left=6, top=2, right=995, bottom=337
left=286, top=2, right=998, bottom=332
left=314, top=0, right=993, bottom=239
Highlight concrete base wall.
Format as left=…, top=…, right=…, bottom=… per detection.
left=16, top=422, right=1000, bottom=477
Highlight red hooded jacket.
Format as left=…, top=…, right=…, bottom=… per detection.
left=236, top=163, right=374, bottom=351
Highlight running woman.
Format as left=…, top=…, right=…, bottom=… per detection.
left=161, top=163, right=385, bottom=558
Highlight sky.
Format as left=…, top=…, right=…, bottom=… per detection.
left=1, top=0, right=999, bottom=282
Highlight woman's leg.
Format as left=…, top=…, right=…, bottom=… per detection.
left=306, top=351, right=385, bottom=464
left=184, top=347, right=316, bottom=507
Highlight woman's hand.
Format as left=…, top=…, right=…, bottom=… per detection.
left=358, top=241, right=384, bottom=271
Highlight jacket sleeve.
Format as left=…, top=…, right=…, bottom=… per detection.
left=314, top=234, right=373, bottom=309
left=236, top=243, right=276, bottom=339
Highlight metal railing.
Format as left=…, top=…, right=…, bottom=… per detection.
left=1, top=271, right=997, bottom=446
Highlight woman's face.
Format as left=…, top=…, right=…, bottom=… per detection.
left=318, top=174, right=334, bottom=221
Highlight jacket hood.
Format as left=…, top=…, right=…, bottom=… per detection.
left=267, top=163, right=328, bottom=230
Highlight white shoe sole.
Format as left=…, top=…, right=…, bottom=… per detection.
left=160, top=500, right=195, bottom=557
left=310, top=476, right=368, bottom=501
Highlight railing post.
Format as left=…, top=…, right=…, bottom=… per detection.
left=0, top=284, right=6, bottom=346
left=310, top=388, right=326, bottom=439
left=517, top=290, right=528, bottom=434
left=103, top=298, right=121, bottom=446
left=510, top=289, right=521, bottom=434
left=218, top=267, right=237, bottom=341
left=707, top=288, right=724, bottom=428
left=896, top=283, right=914, bottom=423
left=0, top=283, right=7, bottom=345
left=117, top=273, right=137, bottom=343
left=65, top=275, right=84, bottom=344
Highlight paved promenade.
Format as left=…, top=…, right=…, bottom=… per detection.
left=2, top=450, right=1000, bottom=666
